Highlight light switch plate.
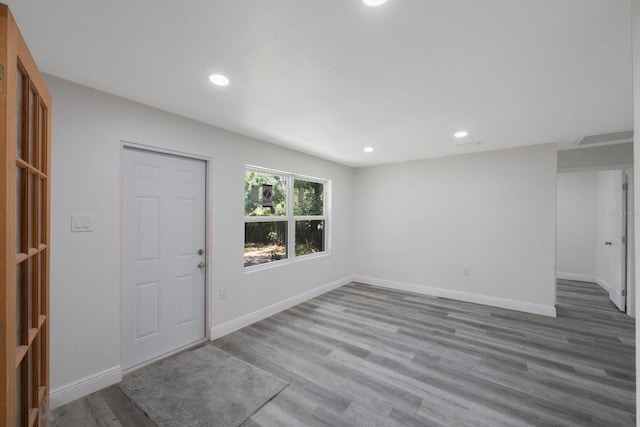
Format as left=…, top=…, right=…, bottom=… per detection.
left=71, top=215, right=95, bottom=232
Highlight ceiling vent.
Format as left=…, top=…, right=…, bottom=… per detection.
left=576, top=130, right=633, bottom=146
left=456, top=140, right=483, bottom=147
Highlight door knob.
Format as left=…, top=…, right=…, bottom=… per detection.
left=605, top=241, right=612, bottom=246
left=198, top=261, right=205, bottom=268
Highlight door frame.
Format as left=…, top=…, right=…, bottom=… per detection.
left=555, top=164, right=635, bottom=317
left=119, top=140, right=212, bottom=372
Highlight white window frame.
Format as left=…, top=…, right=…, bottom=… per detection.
left=244, top=165, right=330, bottom=271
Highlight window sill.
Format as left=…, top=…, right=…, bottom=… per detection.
left=244, top=251, right=330, bottom=274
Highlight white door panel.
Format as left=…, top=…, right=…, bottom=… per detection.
left=123, top=148, right=206, bottom=370
left=135, top=196, right=161, bottom=262
left=135, top=281, right=160, bottom=339
left=597, top=170, right=625, bottom=311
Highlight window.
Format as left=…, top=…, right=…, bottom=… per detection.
left=244, top=167, right=328, bottom=268
left=293, top=179, right=325, bottom=256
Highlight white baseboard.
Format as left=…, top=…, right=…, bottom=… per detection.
left=352, top=275, right=557, bottom=317
left=610, top=287, right=624, bottom=301
left=50, top=365, right=122, bottom=409
left=557, top=272, right=597, bottom=283
left=596, top=276, right=626, bottom=309
left=596, top=276, right=612, bottom=293
left=210, top=276, right=351, bottom=340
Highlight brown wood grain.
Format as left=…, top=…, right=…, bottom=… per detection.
left=1, top=3, right=51, bottom=425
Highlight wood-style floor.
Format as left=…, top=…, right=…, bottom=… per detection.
left=52, top=280, right=635, bottom=426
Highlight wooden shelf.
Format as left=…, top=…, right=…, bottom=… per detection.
left=28, top=407, right=38, bottom=427
left=15, top=246, right=47, bottom=264
left=16, top=345, right=28, bottom=367
left=28, top=328, right=38, bottom=346
left=15, top=328, right=39, bottom=367
left=16, top=158, right=47, bottom=178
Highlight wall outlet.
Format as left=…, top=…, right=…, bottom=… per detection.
left=463, top=266, right=471, bottom=276
left=219, top=287, right=227, bottom=300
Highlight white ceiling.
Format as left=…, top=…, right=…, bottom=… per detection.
left=6, top=0, right=633, bottom=167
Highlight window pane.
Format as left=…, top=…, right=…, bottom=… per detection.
left=16, top=166, right=23, bottom=253
left=245, top=171, right=287, bottom=217
left=38, top=177, right=44, bottom=244
left=25, top=258, right=32, bottom=331
left=294, top=180, right=323, bottom=216
left=244, top=222, right=287, bottom=267
left=16, top=67, right=24, bottom=160
left=37, top=329, right=44, bottom=388
left=39, top=104, right=47, bottom=172
left=39, top=249, right=47, bottom=316
left=28, top=88, right=36, bottom=164
left=16, top=263, right=23, bottom=346
left=295, top=220, right=325, bottom=256
left=29, top=172, right=37, bottom=249
left=27, top=347, right=34, bottom=411
left=34, top=254, right=41, bottom=325
left=16, top=365, right=23, bottom=427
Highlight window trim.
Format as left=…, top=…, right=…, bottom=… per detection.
left=244, top=165, right=330, bottom=271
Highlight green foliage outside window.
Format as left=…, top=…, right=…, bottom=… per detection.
left=294, top=180, right=323, bottom=216
left=295, top=220, right=324, bottom=256
left=244, top=170, right=327, bottom=267
left=244, top=171, right=287, bottom=216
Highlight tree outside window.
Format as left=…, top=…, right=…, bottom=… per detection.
left=244, top=168, right=328, bottom=268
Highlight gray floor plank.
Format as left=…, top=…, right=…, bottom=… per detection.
left=52, top=280, right=635, bottom=426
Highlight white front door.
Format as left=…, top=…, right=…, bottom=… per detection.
left=122, top=148, right=206, bottom=370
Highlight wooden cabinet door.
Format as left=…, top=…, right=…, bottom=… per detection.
left=0, top=3, right=52, bottom=426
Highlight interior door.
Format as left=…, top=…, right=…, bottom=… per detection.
left=624, top=169, right=634, bottom=317
left=0, top=4, right=52, bottom=426
left=122, top=148, right=206, bottom=371
left=599, top=169, right=626, bottom=311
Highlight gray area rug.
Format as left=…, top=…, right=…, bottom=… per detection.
left=120, top=345, right=288, bottom=427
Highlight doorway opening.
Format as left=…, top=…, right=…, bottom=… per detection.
left=556, top=167, right=634, bottom=316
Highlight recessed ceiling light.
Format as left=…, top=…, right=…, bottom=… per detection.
left=454, top=131, right=468, bottom=138
left=364, top=147, right=374, bottom=153
left=209, top=74, right=229, bottom=86
left=363, top=0, right=387, bottom=6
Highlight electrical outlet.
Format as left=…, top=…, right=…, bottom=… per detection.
left=219, top=287, right=227, bottom=300
left=463, top=266, right=471, bottom=276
